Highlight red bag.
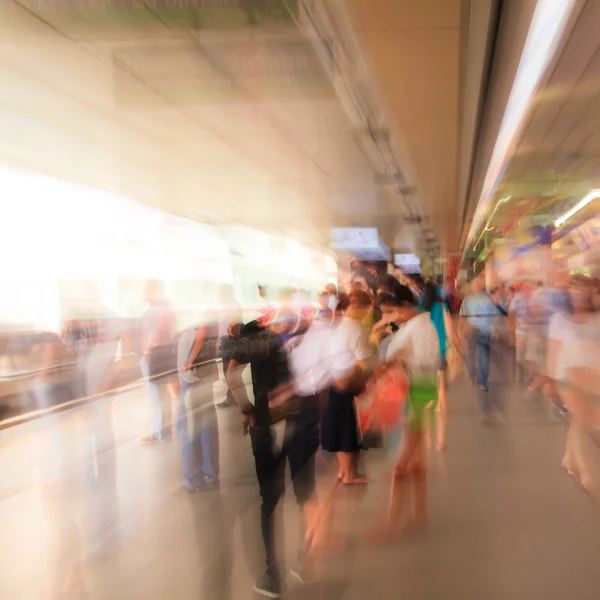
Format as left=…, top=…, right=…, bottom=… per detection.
left=356, top=363, right=408, bottom=433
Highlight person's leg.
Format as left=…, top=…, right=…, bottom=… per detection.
left=476, top=333, right=491, bottom=416
left=368, top=427, right=421, bottom=541
left=250, top=423, right=284, bottom=590
left=409, top=436, right=428, bottom=527
left=178, top=380, right=202, bottom=490
left=200, top=403, right=220, bottom=482
left=476, top=333, right=491, bottom=388
left=466, top=330, right=478, bottom=385
left=436, top=370, right=447, bottom=450
left=286, top=399, right=320, bottom=580
left=219, top=339, right=236, bottom=406
left=139, top=358, right=164, bottom=440
left=159, top=380, right=173, bottom=439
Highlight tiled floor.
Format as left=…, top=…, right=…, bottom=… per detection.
left=1, top=374, right=600, bottom=600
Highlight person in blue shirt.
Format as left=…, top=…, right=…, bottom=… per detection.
left=422, top=283, right=460, bottom=449
left=459, top=276, right=503, bottom=420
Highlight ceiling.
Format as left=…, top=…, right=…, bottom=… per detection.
left=344, top=0, right=461, bottom=250
left=0, top=0, right=495, bottom=258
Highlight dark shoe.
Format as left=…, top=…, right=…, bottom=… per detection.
left=253, top=573, right=282, bottom=598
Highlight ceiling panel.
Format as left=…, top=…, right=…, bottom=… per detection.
left=0, top=0, right=389, bottom=249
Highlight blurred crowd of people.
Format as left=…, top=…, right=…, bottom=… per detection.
left=5, top=259, right=600, bottom=599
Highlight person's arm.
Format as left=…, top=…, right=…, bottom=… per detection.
left=226, top=356, right=255, bottom=435
left=442, top=304, right=463, bottom=354
left=184, top=326, right=206, bottom=372
left=369, top=316, right=391, bottom=346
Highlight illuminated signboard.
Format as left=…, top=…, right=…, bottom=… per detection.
left=394, top=253, right=421, bottom=274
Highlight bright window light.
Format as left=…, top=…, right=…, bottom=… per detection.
left=555, top=190, right=600, bottom=227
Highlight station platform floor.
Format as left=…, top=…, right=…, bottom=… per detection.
left=1, top=372, right=600, bottom=600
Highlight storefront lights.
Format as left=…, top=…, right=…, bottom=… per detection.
left=555, top=190, right=600, bottom=228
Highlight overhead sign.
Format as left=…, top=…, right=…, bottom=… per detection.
left=113, top=37, right=333, bottom=105
left=394, top=253, right=421, bottom=274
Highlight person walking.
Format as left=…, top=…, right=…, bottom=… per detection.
left=226, top=311, right=320, bottom=598
left=422, top=282, right=460, bottom=450
left=139, top=279, right=176, bottom=442
left=459, top=276, right=503, bottom=421
left=173, top=315, right=221, bottom=493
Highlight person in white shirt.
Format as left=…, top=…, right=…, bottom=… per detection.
left=367, top=287, right=439, bottom=539
left=321, top=290, right=374, bottom=485
left=547, top=275, right=600, bottom=494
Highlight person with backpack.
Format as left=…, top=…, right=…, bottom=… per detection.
left=226, top=310, right=323, bottom=597
left=172, top=315, right=221, bottom=493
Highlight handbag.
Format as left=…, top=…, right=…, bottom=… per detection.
left=268, top=380, right=301, bottom=424
left=356, top=363, right=408, bottom=440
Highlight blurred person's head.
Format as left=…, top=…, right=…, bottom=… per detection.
left=568, top=275, right=596, bottom=314
left=422, top=282, right=440, bottom=312
left=258, top=285, right=267, bottom=299
left=319, top=291, right=329, bottom=309
left=377, top=274, right=403, bottom=297
left=351, top=274, right=370, bottom=293
left=144, top=279, right=165, bottom=304
left=324, top=283, right=337, bottom=296
left=346, top=289, right=372, bottom=322
left=336, top=292, right=350, bottom=314
left=378, top=285, right=417, bottom=324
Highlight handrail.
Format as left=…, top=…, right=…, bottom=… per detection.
left=0, top=352, right=141, bottom=382
left=0, top=358, right=222, bottom=430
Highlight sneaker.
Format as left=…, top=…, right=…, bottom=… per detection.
left=253, top=573, right=282, bottom=598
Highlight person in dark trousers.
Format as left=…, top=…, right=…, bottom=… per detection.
left=226, top=313, right=319, bottom=598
